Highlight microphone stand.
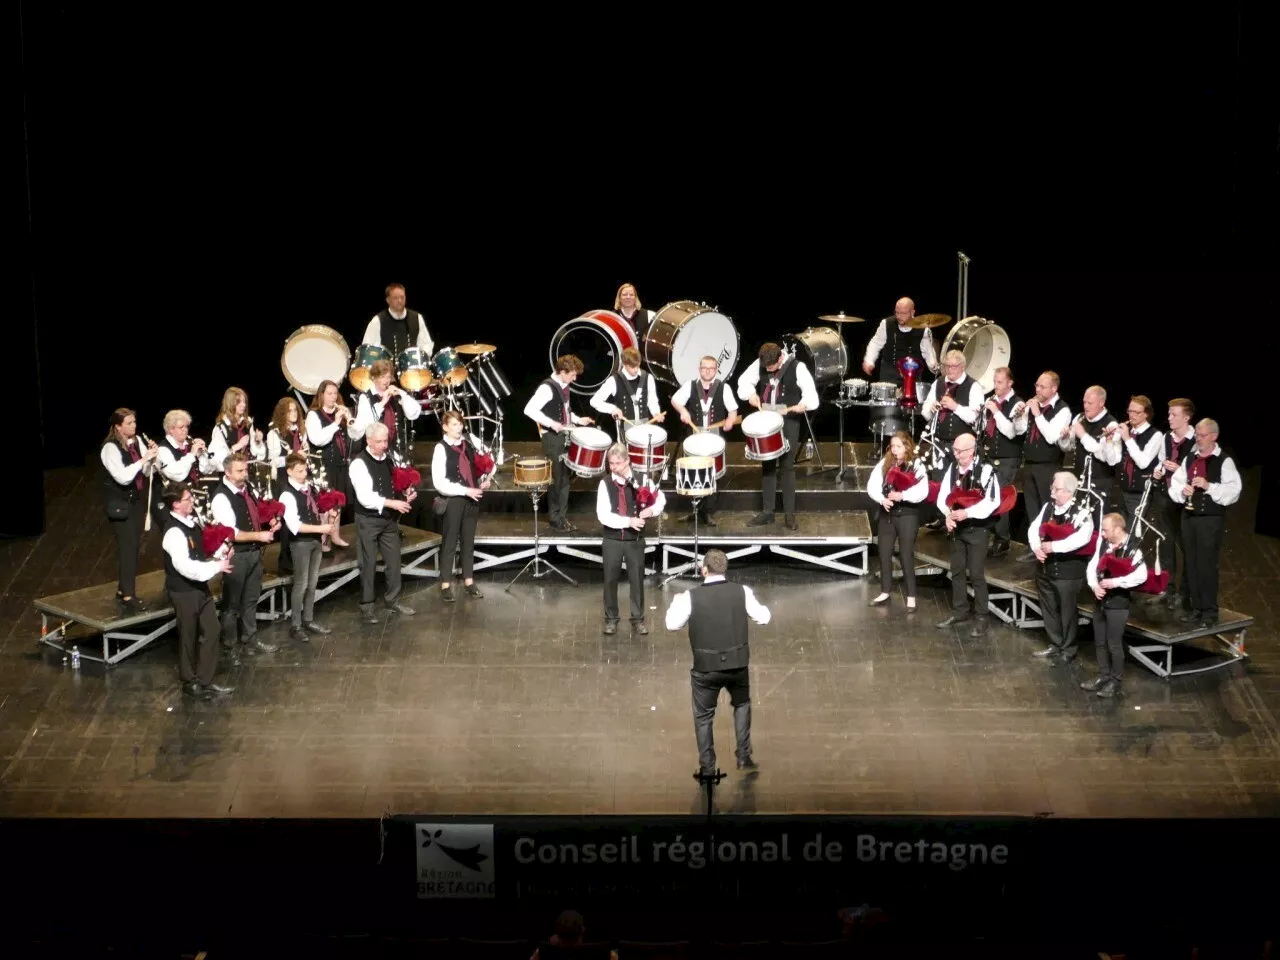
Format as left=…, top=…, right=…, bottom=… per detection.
left=956, top=250, right=970, bottom=322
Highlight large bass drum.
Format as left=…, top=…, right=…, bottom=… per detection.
left=783, top=326, right=848, bottom=392
left=281, top=325, right=352, bottom=395
left=940, top=316, right=1011, bottom=393
left=644, top=300, right=739, bottom=387
left=549, top=309, right=639, bottom=396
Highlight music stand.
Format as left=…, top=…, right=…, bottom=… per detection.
left=663, top=490, right=711, bottom=584
left=506, top=482, right=576, bottom=589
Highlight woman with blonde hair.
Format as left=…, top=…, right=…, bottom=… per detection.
left=866, top=430, right=929, bottom=608
left=613, top=282, right=653, bottom=334
left=207, top=387, right=265, bottom=471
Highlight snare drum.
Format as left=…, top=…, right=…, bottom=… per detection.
left=562, top=426, right=612, bottom=477
left=675, top=456, right=717, bottom=497
left=841, top=378, right=869, bottom=400
left=513, top=457, right=552, bottom=488
left=431, top=347, right=468, bottom=386
left=869, top=381, right=900, bottom=403
left=741, top=410, right=788, bottom=461
left=624, top=424, right=667, bottom=473
left=349, top=343, right=390, bottom=392
left=682, top=432, right=726, bottom=479
left=396, top=347, right=434, bottom=392
left=644, top=301, right=740, bottom=387
left=281, top=325, right=352, bottom=395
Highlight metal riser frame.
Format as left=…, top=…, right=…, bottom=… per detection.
left=1129, top=630, right=1249, bottom=680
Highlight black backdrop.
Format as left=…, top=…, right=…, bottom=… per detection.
left=12, top=5, right=1276, bottom=537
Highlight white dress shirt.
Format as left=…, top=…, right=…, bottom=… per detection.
left=266, top=426, right=307, bottom=472
left=161, top=512, right=224, bottom=582
left=1026, top=502, right=1095, bottom=554
left=862, top=319, right=940, bottom=372
left=155, top=434, right=212, bottom=483
left=1168, top=444, right=1243, bottom=506
left=935, top=462, right=1000, bottom=518
left=866, top=459, right=929, bottom=503
left=596, top=472, right=667, bottom=529
left=734, top=359, right=820, bottom=410
left=1087, top=541, right=1148, bottom=591
left=210, top=478, right=253, bottom=530
left=354, top=390, right=423, bottom=435
left=665, top=574, right=772, bottom=631
left=525, top=378, right=590, bottom=432
left=920, top=378, right=984, bottom=423
left=1076, top=410, right=1123, bottom=466
left=348, top=452, right=392, bottom=513
left=280, top=477, right=319, bottom=535
left=1122, top=423, right=1164, bottom=471
left=431, top=436, right=484, bottom=497
left=590, top=371, right=662, bottom=421
left=671, top=378, right=739, bottom=428
left=985, top=391, right=1022, bottom=440
left=100, top=439, right=156, bottom=486
left=207, top=418, right=266, bottom=472
left=361, top=308, right=434, bottom=355
left=1014, top=396, right=1075, bottom=450
left=305, top=408, right=362, bottom=448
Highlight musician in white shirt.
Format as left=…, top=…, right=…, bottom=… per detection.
left=671, top=356, right=740, bottom=526
left=596, top=444, right=666, bottom=636
left=523, top=354, right=595, bottom=532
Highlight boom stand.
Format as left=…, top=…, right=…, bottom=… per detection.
left=663, top=494, right=709, bottom=584
left=506, top=486, right=576, bottom=589
left=956, top=250, right=970, bottom=321
left=831, top=399, right=854, bottom=482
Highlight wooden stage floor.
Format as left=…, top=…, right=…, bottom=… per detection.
left=1, top=463, right=1278, bottom=820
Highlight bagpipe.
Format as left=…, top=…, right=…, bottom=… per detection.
left=925, top=459, right=1017, bottom=516
left=1097, top=477, right=1169, bottom=594
left=1037, top=492, right=1098, bottom=557
left=634, top=474, right=658, bottom=511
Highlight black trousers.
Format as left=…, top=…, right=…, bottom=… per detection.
left=356, top=513, right=403, bottom=608
left=760, top=417, right=802, bottom=516
left=877, top=508, right=920, bottom=598
left=439, top=496, right=480, bottom=582
left=219, top=547, right=263, bottom=647
left=948, top=523, right=989, bottom=615
left=991, top=458, right=1020, bottom=543
left=925, top=448, right=957, bottom=524
left=1036, top=567, right=1084, bottom=655
left=691, top=668, right=752, bottom=772
left=602, top=536, right=646, bottom=623
left=1154, top=491, right=1191, bottom=600
left=108, top=505, right=145, bottom=597
left=172, top=590, right=220, bottom=686
left=541, top=431, right=572, bottom=526
left=1183, top=514, right=1226, bottom=618
left=1022, top=463, right=1058, bottom=542
left=1092, top=602, right=1129, bottom=683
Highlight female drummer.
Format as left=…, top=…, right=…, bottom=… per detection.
left=431, top=409, right=491, bottom=601
left=866, top=430, right=929, bottom=609
left=207, top=387, right=266, bottom=471
left=99, top=407, right=159, bottom=613
left=305, top=380, right=358, bottom=548
left=266, top=397, right=308, bottom=492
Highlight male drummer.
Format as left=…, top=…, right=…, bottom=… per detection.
left=861, top=297, right=940, bottom=385
left=671, top=355, right=740, bottom=526
left=590, top=347, right=664, bottom=432
left=354, top=360, right=424, bottom=464
left=524, top=354, right=595, bottom=532
left=361, top=283, right=434, bottom=358
left=737, top=342, right=819, bottom=531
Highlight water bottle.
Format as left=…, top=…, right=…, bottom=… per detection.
left=71, top=646, right=81, bottom=670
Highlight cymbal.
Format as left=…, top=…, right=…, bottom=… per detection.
left=905, top=313, right=951, bottom=329
left=817, top=313, right=866, bottom=324
left=454, top=343, right=497, bottom=355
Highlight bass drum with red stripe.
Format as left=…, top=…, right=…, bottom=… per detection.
left=548, top=309, right=639, bottom=396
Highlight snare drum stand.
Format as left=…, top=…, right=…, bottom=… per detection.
left=506, top=485, right=576, bottom=589
left=831, top=398, right=855, bottom=483
left=663, top=495, right=708, bottom=584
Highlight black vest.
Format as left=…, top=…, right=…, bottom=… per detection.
left=933, top=376, right=977, bottom=443
left=376, top=309, right=421, bottom=355
left=601, top=477, right=641, bottom=541
left=440, top=440, right=480, bottom=490
left=685, top=378, right=731, bottom=431
left=1118, top=424, right=1159, bottom=493
left=354, top=451, right=395, bottom=518
left=99, top=438, right=146, bottom=513
left=1180, top=449, right=1231, bottom=516
left=271, top=427, right=305, bottom=487
left=1159, top=431, right=1195, bottom=495
left=1023, top=398, right=1068, bottom=465
left=313, top=408, right=351, bottom=471
left=540, top=377, right=572, bottom=427
left=218, top=419, right=248, bottom=451
left=878, top=322, right=927, bottom=384
left=981, top=393, right=1024, bottom=461
left=688, top=580, right=751, bottom=672
left=212, top=481, right=262, bottom=546
left=1097, top=541, right=1141, bottom=609
left=947, top=462, right=996, bottom=527
left=1040, top=503, right=1090, bottom=579
left=754, top=360, right=802, bottom=416
left=1075, top=412, right=1118, bottom=484
left=161, top=436, right=201, bottom=485
left=612, top=371, right=652, bottom=421
left=280, top=482, right=322, bottom=544
left=163, top=514, right=211, bottom=596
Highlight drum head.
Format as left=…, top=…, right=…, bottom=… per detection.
left=940, top=316, right=1011, bottom=392
left=571, top=426, right=612, bottom=448
left=741, top=410, right=783, bottom=436
left=550, top=311, right=638, bottom=396
left=683, top=432, right=725, bottom=456
left=625, top=424, right=666, bottom=445
left=647, top=304, right=739, bottom=387
left=785, top=326, right=848, bottom=391
left=281, top=325, right=352, bottom=394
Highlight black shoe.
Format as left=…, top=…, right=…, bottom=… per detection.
left=1096, top=680, right=1122, bottom=698
left=989, top=540, right=1010, bottom=557
left=969, top=616, right=989, bottom=637
left=182, top=682, right=214, bottom=701
left=1015, top=550, right=1037, bottom=563
left=562, top=521, right=578, bottom=532
left=360, top=608, right=380, bottom=624
left=221, top=645, right=243, bottom=666
left=694, top=766, right=717, bottom=781
left=1053, top=651, right=1078, bottom=666
left=936, top=615, right=969, bottom=628
left=206, top=682, right=235, bottom=695
left=441, top=585, right=456, bottom=602
left=747, top=512, right=775, bottom=526
left=737, top=757, right=760, bottom=773
left=1032, top=646, right=1059, bottom=658
left=548, top=520, right=567, bottom=531
left=303, top=621, right=331, bottom=635
left=784, top=513, right=798, bottom=531
left=464, top=584, right=484, bottom=598
left=702, top=512, right=718, bottom=527
left=1079, top=677, right=1105, bottom=691
left=1180, top=610, right=1203, bottom=623
left=289, top=626, right=308, bottom=643
left=246, top=638, right=277, bottom=654
left=603, top=621, right=617, bottom=635
left=632, top=621, right=649, bottom=635
left=922, top=519, right=943, bottom=531
left=387, top=602, right=415, bottom=616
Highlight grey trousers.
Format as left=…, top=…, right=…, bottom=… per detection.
left=219, top=547, right=263, bottom=647
left=289, top=538, right=323, bottom=627
left=356, top=514, right=402, bottom=608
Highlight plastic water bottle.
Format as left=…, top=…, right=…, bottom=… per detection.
left=70, top=646, right=80, bottom=670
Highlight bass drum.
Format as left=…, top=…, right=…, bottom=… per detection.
left=549, top=309, right=639, bottom=396
left=783, top=326, right=848, bottom=392
left=644, top=301, right=739, bottom=387
left=280, top=325, right=352, bottom=395
left=940, top=316, right=1011, bottom=393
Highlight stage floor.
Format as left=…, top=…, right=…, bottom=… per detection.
left=1, top=466, right=1278, bottom=819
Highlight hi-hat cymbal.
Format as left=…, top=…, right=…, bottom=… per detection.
left=454, top=343, right=497, bottom=355
left=817, top=312, right=866, bottom=323
left=905, top=313, right=951, bottom=329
